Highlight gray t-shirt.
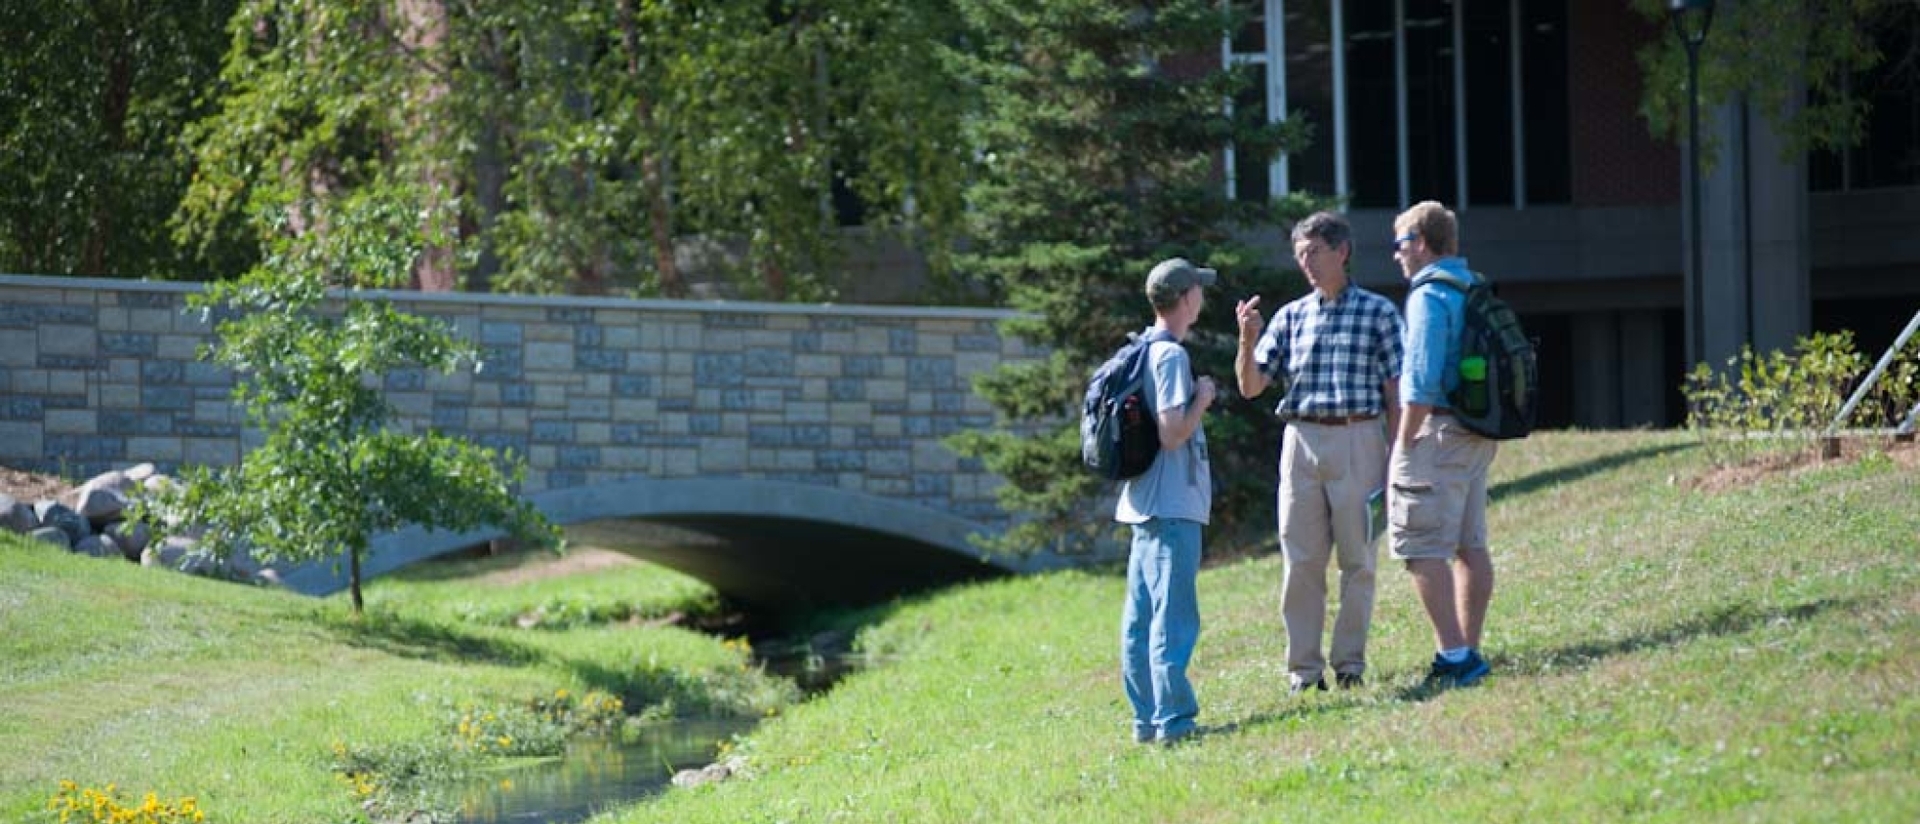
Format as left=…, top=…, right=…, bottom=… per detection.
left=1115, top=340, right=1212, bottom=525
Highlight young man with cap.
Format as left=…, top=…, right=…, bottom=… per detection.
left=1388, top=200, right=1499, bottom=689
left=1119, top=256, right=1219, bottom=745
left=1234, top=211, right=1404, bottom=695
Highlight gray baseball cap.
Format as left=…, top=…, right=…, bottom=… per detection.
left=1145, top=257, right=1217, bottom=305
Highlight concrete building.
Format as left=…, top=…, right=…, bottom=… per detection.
left=1208, top=1, right=1920, bottom=428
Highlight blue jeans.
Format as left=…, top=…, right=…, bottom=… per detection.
left=1121, top=517, right=1202, bottom=741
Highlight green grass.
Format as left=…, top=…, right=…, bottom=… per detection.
left=3, top=432, right=1916, bottom=823
left=369, top=546, right=721, bottom=630
left=616, top=431, right=1920, bottom=823
left=0, top=545, right=789, bottom=822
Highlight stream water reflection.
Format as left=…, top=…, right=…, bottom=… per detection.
left=445, top=652, right=859, bottom=823
left=448, top=719, right=754, bottom=824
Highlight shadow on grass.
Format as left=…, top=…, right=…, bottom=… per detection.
left=317, top=610, right=549, bottom=669
left=1385, top=596, right=1853, bottom=704
left=1489, top=440, right=1695, bottom=501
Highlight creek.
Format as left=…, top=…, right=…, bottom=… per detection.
left=444, top=650, right=859, bottom=824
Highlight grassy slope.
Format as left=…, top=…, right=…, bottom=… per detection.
left=0, top=545, right=767, bottom=822
left=2, top=432, right=1914, bottom=823
left=622, top=431, right=1920, bottom=823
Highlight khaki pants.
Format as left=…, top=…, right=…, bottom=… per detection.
left=1278, top=419, right=1388, bottom=683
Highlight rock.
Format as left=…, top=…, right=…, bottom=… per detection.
left=671, top=757, right=745, bottom=789
left=33, top=501, right=91, bottom=544
left=227, top=543, right=263, bottom=578
left=73, top=485, right=129, bottom=528
left=145, top=536, right=217, bottom=576
left=143, top=475, right=176, bottom=494
left=0, top=494, right=38, bottom=533
left=123, top=463, right=157, bottom=483
left=29, top=526, right=71, bottom=549
left=106, top=520, right=151, bottom=559
left=73, top=534, right=123, bottom=560
left=80, top=469, right=133, bottom=497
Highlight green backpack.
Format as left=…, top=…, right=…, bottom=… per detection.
left=1414, top=270, right=1538, bottom=440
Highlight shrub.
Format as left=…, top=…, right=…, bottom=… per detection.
left=1682, top=329, right=1918, bottom=466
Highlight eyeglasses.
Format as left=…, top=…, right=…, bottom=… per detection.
left=1391, top=233, right=1418, bottom=252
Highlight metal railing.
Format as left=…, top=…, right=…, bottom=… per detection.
left=1822, top=308, right=1920, bottom=457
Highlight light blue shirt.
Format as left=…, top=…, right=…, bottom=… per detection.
left=1399, top=256, right=1472, bottom=408
left=1116, top=340, right=1212, bottom=526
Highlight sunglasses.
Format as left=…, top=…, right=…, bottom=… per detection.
left=1391, top=233, right=1418, bottom=252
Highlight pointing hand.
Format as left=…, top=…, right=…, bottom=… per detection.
left=1235, top=296, right=1264, bottom=341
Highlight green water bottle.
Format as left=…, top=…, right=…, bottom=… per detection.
left=1459, top=355, right=1489, bottom=416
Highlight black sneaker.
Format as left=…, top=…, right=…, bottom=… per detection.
left=1289, top=676, right=1328, bottom=696
left=1335, top=672, right=1364, bottom=690
left=1423, top=649, right=1491, bottom=689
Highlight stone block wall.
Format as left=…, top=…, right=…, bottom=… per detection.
left=0, top=275, right=1042, bottom=528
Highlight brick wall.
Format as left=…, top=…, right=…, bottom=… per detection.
left=1570, top=4, right=1681, bottom=206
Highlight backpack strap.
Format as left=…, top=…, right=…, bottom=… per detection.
left=1410, top=268, right=1481, bottom=294
left=1131, top=326, right=1177, bottom=346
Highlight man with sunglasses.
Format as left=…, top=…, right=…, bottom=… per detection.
left=1234, top=211, right=1403, bottom=696
left=1388, top=200, right=1500, bottom=689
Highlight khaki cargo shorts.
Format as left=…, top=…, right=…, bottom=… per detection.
left=1388, top=415, right=1498, bottom=561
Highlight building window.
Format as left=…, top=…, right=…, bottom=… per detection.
left=1343, top=1, right=1398, bottom=208
left=1462, top=0, right=1514, bottom=206
left=1520, top=0, right=1569, bottom=204
left=1285, top=3, right=1338, bottom=197
left=1226, top=0, right=1569, bottom=209
left=1811, top=7, right=1920, bottom=192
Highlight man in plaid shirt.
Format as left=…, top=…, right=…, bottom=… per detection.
left=1234, top=210, right=1404, bottom=695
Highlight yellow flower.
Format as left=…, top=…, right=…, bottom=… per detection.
left=497, top=735, right=512, bottom=747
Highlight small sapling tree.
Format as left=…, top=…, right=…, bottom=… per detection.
left=141, top=198, right=560, bottom=615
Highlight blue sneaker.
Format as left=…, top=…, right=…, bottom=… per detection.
left=1424, top=649, right=1491, bottom=689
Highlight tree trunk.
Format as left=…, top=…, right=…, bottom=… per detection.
left=619, top=0, right=685, bottom=298
left=397, top=0, right=459, bottom=292
left=348, top=547, right=364, bottom=616
left=79, top=25, right=134, bottom=276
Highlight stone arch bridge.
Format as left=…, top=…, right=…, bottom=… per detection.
left=0, top=275, right=1062, bottom=610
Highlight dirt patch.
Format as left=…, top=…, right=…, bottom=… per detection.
left=0, top=465, right=77, bottom=505
left=473, top=545, right=640, bottom=587
left=1688, top=436, right=1918, bottom=493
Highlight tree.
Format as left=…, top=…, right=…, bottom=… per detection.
left=0, top=0, right=250, bottom=278
left=178, top=0, right=974, bottom=300
left=944, top=0, right=1321, bottom=556
left=140, top=192, right=559, bottom=616
left=1633, top=0, right=1916, bottom=159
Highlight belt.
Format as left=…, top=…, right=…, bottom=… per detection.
left=1290, top=413, right=1379, bottom=426
left=1430, top=408, right=1452, bottom=416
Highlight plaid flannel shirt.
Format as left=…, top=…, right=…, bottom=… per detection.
left=1253, top=284, right=1404, bottom=419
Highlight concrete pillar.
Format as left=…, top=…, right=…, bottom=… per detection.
left=1743, top=95, right=1811, bottom=353
left=1571, top=311, right=1622, bottom=429
left=1697, top=92, right=1810, bottom=368
left=1619, top=310, right=1667, bottom=427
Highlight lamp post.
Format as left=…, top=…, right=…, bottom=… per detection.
left=1670, top=0, right=1715, bottom=369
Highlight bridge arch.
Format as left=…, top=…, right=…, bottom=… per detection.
left=277, top=478, right=1061, bottom=611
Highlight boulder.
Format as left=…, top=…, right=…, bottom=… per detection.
left=73, top=486, right=129, bottom=528
left=29, top=526, right=71, bottom=549
left=79, top=469, right=133, bottom=497
left=73, top=534, right=123, bottom=560
left=144, top=536, right=217, bottom=576
left=0, top=494, right=38, bottom=533
left=106, top=520, right=152, bottom=559
left=123, top=463, right=157, bottom=483
left=33, top=501, right=91, bottom=544
left=671, top=756, right=747, bottom=789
